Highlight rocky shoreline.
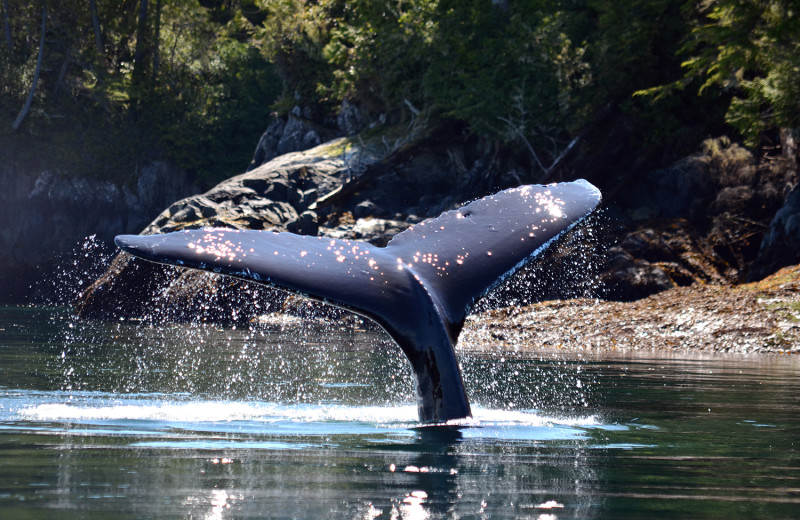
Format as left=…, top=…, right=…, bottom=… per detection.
left=462, top=264, right=800, bottom=356
left=74, top=120, right=800, bottom=322
left=5, top=108, right=789, bottom=359
left=245, top=264, right=800, bottom=357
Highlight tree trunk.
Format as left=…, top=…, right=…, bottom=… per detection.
left=1, top=0, right=12, bottom=57
left=131, top=0, right=149, bottom=95
left=152, top=0, right=161, bottom=83
left=12, top=4, right=46, bottom=131
left=51, top=46, right=70, bottom=98
left=88, top=0, right=104, bottom=56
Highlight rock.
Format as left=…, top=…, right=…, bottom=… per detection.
left=0, top=162, right=197, bottom=304
left=462, top=265, right=800, bottom=355
left=353, top=200, right=380, bottom=219
left=77, top=138, right=384, bottom=321
left=248, top=107, right=332, bottom=171
left=337, top=99, right=367, bottom=136
left=75, top=252, right=282, bottom=324
left=248, top=118, right=285, bottom=170
left=750, top=185, right=800, bottom=280
left=287, top=210, right=319, bottom=236
left=277, top=108, right=322, bottom=157
left=321, top=217, right=409, bottom=247
left=614, top=136, right=796, bottom=288
left=350, top=218, right=408, bottom=245
left=620, top=137, right=757, bottom=223
left=597, top=248, right=675, bottom=301
left=240, top=175, right=292, bottom=200
left=74, top=124, right=800, bottom=324
left=591, top=219, right=733, bottom=301
left=302, top=188, right=318, bottom=207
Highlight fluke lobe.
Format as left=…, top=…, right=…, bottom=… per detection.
left=115, top=180, right=601, bottom=423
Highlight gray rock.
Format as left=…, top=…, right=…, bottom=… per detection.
left=1, top=162, right=197, bottom=304
left=277, top=107, right=322, bottom=157
left=337, top=99, right=367, bottom=136
left=750, top=185, right=800, bottom=280
left=248, top=107, right=327, bottom=171
left=248, top=118, right=285, bottom=171
left=241, top=176, right=291, bottom=200
left=287, top=210, right=319, bottom=236
left=354, top=200, right=380, bottom=219
left=77, top=141, right=365, bottom=320
left=350, top=218, right=409, bottom=246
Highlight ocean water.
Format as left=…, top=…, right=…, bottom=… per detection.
left=1, top=306, right=798, bottom=519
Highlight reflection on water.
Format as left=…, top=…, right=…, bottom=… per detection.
left=1, top=306, right=799, bottom=519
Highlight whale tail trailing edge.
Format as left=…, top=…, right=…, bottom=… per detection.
left=115, top=180, right=601, bottom=423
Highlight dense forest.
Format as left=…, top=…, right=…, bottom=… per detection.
left=2, top=0, right=798, bottom=187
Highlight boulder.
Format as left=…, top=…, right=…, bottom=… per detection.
left=598, top=248, right=675, bottom=301
left=77, top=138, right=385, bottom=322
left=353, top=200, right=381, bottom=219
left=287, top=210, right=319, bottom=236
left=247, top=107, right=330, bottom=171
left=336, top=99, right=368, bottom=136
left=324, top=218, right=409, bottom=247
left=248, top=118, right=285, bottom=170
left=750, top=185, right=800, bottom=280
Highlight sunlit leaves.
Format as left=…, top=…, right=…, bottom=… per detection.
left=679, top=0, right=800, bottom=145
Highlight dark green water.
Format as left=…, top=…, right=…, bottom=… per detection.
left=1, top=306, right=798, bottom=519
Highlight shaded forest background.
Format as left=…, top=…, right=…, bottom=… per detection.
left=2, top=0, right=798, bottom=191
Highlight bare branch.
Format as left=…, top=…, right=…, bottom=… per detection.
left=498, top=115, right=546, bottom=172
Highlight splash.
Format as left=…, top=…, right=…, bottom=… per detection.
left=30, top=234, right=115, bottom=306
left=16, top=396, right=598, bottom=430
left=8, top=390, right=600, bottom=447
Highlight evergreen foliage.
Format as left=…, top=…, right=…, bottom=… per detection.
left=257, top=0, right=712, bottom=168
left=1, top=0, right=796, bottom=185
left=678, top=0, right=800, bottom=146
left=1, top=0, right=281, bottom=185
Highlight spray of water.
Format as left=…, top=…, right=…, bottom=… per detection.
left=52, top=311, right=415, bottom=406
left=30, top=234, right=115, bottom=306
left=36, top=212, right=606, bottom=424
left=457, top=212, right=608, bottom=415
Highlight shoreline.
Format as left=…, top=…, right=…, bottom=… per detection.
left=462, top=264, right=800, bottom=356
left=20, top=264, right=798, bottom=358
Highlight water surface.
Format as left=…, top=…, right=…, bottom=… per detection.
left=1, top=306, right=798, bottom=519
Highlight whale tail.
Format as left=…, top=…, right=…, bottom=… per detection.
left=115, top=180, right=601, bottom=423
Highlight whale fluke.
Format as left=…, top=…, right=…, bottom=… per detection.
left=115, top=180, right=601, bottom=423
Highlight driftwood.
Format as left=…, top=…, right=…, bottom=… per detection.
left=311, top=122, right=443, bottom=211
left=540, top=104, right=615, bottom=184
